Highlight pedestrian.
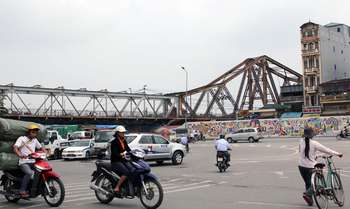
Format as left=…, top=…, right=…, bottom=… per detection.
left=298, top=127, right=343, bottom=206
left=180, top=135, right=189, bottom=153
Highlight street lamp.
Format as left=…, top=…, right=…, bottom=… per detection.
left=181, top=66, right=189, bottom=131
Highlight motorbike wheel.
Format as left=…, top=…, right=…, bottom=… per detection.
left=140, top=178, right=163, bottom=209
left=217, top=162, right=223, bottom=172
left=3, top=179, right=20, bottom=203
left=95, top=175, right=114, bottom=204
left=42, top=177, right=65, bottom=207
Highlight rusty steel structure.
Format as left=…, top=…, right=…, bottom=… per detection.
left=169, top=55, right=302, bottom=118
left=0, top=85, right=177, bottom=121
left=0, top=55, right=302, bottom=122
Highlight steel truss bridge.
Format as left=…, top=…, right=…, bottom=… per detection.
left=0, top=55, right=302, bottom=123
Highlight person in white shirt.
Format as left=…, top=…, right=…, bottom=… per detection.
left=215, top=134, right=231, bottom=165
left=298, top=127, right=343, bottom=206
left=13, top=124, right=46, bottom=198
left=180, top=136, right=189, bottom=153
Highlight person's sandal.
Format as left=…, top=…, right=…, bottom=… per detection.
left=303, top=193, right=313, bottom=206
left=20, top=191, right=29, bottom=199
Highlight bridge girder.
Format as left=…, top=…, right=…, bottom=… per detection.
left=0, top=85, right=177, bottom=120
left=168, top=55, right=302, bottom=119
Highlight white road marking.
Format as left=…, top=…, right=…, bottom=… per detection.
left=66, top=187, right=89, bottom=192
left=340, top=173, right=350, bottom=178
left=161, top=183, right=177, bottom=187
left=218, top=181, right=228, bottom=184
left=266, top=144, right=272, bottom=148
left=18, top=203, right=46, bottom=209
left=168, top=178, right=182, bottom=182
left=164, top=180, right=213, bottom=190
left=66, top=192, right=93, bottom=199
left=63, top=196, right=98, bottom=203
left=165, top=184, right=212, bottom=194
left=280, top=145, right=287, bottom=148
left=237, top=201, right=309, bottom=208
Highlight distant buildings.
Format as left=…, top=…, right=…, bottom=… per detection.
left=300, top=22, right=350, bottom=115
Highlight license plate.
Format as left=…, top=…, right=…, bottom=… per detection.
left=67, top=154, right=76, bottom=157
left=217, top=157, right=224, bottom=162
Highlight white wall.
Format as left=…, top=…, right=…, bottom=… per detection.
left=319, top=25, right=350, bottom=83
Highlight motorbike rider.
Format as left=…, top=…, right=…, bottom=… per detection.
left=110, top=125, right=133, bottom=193
left=298, top=127, right=343, bottom=206
left=215, top=134, right=231, bottom=165
left=13, top=124, right=46, bottom=198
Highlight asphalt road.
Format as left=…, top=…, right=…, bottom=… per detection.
left=1, top=137, right=350, bottom=209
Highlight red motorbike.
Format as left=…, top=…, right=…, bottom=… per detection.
left=0, top=152, right=65, bottom=207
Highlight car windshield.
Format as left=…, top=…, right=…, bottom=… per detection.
left=95, top=131, right=114, bottom=142
left=176, top=129, right=188, bottom=134
left=60, top=142, right=71, bottom=147
left=70, top=132, right=84, bottom=139
left=125, top=135, right=137, bottom=144
left=70, top=141, right=90, bottom=147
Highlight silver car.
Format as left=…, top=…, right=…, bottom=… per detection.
left=226, top=128, right=263, bottom=143
left=124, top=133, right=187, bottom=165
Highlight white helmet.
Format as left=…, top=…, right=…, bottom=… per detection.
left=114, top=125, right=127, bottom=133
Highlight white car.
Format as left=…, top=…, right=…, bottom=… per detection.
left=62, top=139, right=95, bottom=160
left=125, top=133, right=186, bottom=165
left=226, top=128, right=263, bottom=143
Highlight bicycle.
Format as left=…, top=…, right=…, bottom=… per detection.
left=311, top=155, right=344, bottom=209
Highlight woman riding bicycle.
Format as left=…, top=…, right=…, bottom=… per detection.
left=298, top=127, right=343, bottom=206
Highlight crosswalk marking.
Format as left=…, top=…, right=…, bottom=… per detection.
left=165, top=184, right=211, bottom=194
left=0, top=177, right=223, bottom=208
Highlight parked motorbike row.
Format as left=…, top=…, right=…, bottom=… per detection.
left=0, top=149, right=163, bottom=209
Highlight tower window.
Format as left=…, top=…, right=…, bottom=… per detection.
left=337, top=27, right=341, bottom=32
left=333, top=46, right=336, bottom=52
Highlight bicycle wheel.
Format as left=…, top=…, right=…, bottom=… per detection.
left=312, top=172, right=329, bottom=209
left=331, top=172, right=344, bottom=207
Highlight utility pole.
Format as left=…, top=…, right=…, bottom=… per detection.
left=181, top=66, right=189, bottom=132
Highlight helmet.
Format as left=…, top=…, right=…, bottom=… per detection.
left=114, top=125, right=127, bottom=133
left=303, top=127, right=314, bottom=138
left=28, top=124, right=40, bottom=131
left=219, top=134, right=225, bottom=139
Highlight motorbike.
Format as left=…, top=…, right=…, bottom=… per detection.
left=216, top=151, right=230, bottom=172
left=0, top=152, right=65, bottom=207
left=336, top=130, right=350, bottom=140
left=90, top=149, right=163, bottom=209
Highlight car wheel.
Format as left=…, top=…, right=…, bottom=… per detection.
left=85, top=151, right=90, bottom=160
left=227, top=138, right=233, bottom=143
left=172, top=151, right=184, bottom=165
left=156, top=160, right=164, bottom=165
left=248, top=137, right=254, bottom=143
left=54, top=149, right=60, bottom=159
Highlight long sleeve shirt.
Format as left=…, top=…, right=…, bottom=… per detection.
left=110, top=137, right=131, bottom=163
left=298, top=139, right=340, bottom=168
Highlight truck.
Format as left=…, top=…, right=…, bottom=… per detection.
left=43, top=130, right=69, bottom=159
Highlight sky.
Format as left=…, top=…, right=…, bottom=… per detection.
left=0, top=0, right=349, bottom=94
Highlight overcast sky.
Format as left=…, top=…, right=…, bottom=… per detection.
left=0, top=0, right=349, bottom=94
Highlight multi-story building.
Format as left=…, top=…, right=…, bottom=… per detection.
left=319, top=79, right=350, bottom=115
left=300, top=22, right=350, bottom=114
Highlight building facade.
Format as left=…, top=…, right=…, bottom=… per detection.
left=300, top=22, right=350, bottom=113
